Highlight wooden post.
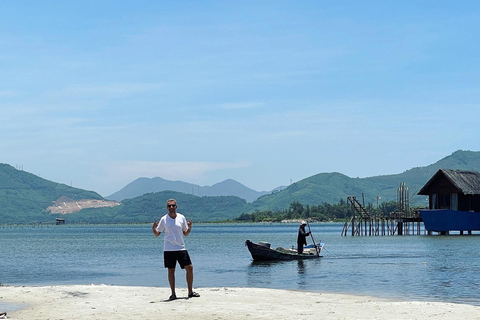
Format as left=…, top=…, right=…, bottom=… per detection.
left=351, top=217, right=355, bottom=236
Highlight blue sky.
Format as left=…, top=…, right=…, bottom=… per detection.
left=1, top=1, right=479, bottom=197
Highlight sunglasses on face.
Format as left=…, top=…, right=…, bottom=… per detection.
left=167, top=204, right=176, bottom=208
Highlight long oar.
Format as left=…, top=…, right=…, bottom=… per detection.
left=306, top=221, right=319, bottom=255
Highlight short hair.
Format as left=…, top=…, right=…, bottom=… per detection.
left=166, top=198, right=177, bottom=205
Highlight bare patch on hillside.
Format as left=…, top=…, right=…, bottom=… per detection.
left=47, top=197, right=121, bottom=214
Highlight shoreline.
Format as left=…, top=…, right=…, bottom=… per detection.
left=1, top=285, right=480, bottom=320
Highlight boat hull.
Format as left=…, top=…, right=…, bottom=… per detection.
left=245, top=240, right=321, bottom=261
left=420, top=209, right=480, bottom=232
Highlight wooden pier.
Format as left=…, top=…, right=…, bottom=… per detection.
left=341, top=196, right=425, bottom=236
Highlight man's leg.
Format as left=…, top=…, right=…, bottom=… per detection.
left=185, top=264, right=193, bottom=294
left=298, top=246, right=303, bottom=254
left=168, top=268, right=176, bottom=296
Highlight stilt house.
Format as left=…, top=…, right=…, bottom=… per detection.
left=418, top=169, right=480, bottom=234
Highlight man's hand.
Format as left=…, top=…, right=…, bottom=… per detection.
left=152, top=220, right=160, bottom=237
left=184, top=220, right=193, bottom=236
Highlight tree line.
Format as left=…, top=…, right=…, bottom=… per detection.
left=233, top=199, right=399, bottom=222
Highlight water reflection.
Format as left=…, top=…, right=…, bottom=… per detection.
left=297, top=260, right=305, bottom=273
left=246, top=260, right=275, bottom=286
left=246, top=259, right=315, bottom=289
left=297, top=260, right=308, bottom=288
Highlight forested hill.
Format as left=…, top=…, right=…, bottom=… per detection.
left=71, top=191, right=248, bottom=223
left=63, top=149, right=480, bottom=223
left=0, top=163, right=103, bottom=223
left=247, top=150, right=480, bottom=212
left=2, top=150, right=480, bottom=224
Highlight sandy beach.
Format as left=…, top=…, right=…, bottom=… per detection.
left=1, top=285, right=479, bottom=320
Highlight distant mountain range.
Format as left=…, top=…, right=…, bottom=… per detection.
left=107, top=149, right=480, bottom=207
left=2, top=149, right=480, bottom=223
left=107, top=177, right=285, bottom=202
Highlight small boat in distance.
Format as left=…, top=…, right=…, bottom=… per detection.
left=245, top=240, right=324, bottom=261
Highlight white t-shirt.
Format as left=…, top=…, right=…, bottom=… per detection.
left=155, top=213, right=188, bottom=251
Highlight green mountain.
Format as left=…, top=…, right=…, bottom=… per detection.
left=249, top=150, right=480, bottom=211
left=0, top=164, right=103, bottom=223
left=2, top=150, right=480, bottom=223
left=63, top=191, right=248, bottom=223
left=62, top=149, right=480, bottom=223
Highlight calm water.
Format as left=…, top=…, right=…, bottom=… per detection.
left=1, top=223, right=480, bottom=307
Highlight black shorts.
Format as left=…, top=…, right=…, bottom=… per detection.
left=164, top=250, right=192, bottom=269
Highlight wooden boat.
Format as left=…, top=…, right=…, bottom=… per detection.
left=245, top=240, right=324, bottom=261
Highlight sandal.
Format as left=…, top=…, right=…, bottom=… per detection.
left=169, top=294, right=177, bottom=301
left=188, top=292, right=200, bottom=298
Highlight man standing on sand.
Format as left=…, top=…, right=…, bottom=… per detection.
left=152, top=199, right=200, bottom=300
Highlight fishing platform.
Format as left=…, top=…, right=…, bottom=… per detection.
left=342, top=182, right=424, bottom=236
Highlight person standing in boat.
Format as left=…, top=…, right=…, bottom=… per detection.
left=297, top=220, right=311, bottom=254
left=152, top=198, right=200, bottom=300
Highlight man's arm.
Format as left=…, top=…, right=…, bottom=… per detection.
left=183, top=220, right=192, bottom=236
left=299, top=229, right=310, bottom=237
left=152, top=220, right=161, bottom=237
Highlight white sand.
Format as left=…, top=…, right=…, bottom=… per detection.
left=1, top=285, right=479, bottom=320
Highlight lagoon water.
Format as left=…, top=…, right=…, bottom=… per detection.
left=1, top=223, right=480, bottom=306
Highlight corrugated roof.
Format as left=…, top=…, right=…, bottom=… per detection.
left=418, top=169, right=480, bottom=195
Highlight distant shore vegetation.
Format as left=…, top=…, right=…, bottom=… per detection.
left=231, top=199, right=400, bottom=223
